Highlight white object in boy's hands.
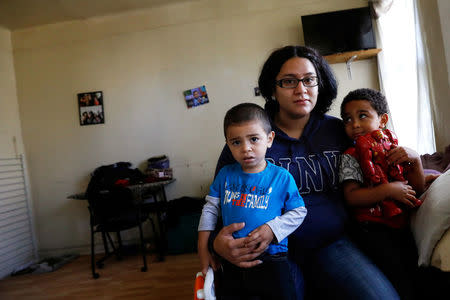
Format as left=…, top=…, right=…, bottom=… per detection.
left=204, top=267, right=215, bottom=300
left=194, top=267, right=215, bottom=300
left=195, top=271, right=205, bottom=300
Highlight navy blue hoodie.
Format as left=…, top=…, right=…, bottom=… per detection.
left=216, top=113, right=350, bottom=251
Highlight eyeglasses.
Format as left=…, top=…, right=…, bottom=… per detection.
left=275, top=76, right=319, bottom=88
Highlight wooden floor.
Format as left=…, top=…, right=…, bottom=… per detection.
left=0, top=252, right=199, bottom=299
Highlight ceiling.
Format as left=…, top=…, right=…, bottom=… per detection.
left=0, top=0, right=192, bottom=31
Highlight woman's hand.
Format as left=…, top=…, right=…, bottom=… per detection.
left=246, top=224, right=274, bottom=253
left=213, top=222, right=263, bottom=268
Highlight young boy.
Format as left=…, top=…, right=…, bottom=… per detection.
left=339, top=88, right=426, bottom=300
left=198, top=103, right=307, bottom=299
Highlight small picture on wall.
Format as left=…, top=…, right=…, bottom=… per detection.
left=183, top=85, right=209, bottom=109
left=77, top=91, right=105, bottom=126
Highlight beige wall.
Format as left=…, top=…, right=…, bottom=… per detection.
left=11, top=0, right=379, bottom=255
left=419, top=0, right=450, bottom=152
left=0, top=28, right=25, bottom=158
left=432, top=0, right=450, bottom=151
left=437, top=0, right=450, bottom=85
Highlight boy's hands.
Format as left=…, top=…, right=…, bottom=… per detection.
left=388, top=181, right=418, bottom=208
left=246, top=224, right=274, bottom=253
left=386, top=146, right=420, bottom=166
left=387, top=146, right=426, bottom=195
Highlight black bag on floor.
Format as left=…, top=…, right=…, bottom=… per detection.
left=165, top=196, right=205, bottom=254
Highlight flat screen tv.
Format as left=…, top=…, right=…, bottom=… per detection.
left=301, top=7, right=376, bottom=56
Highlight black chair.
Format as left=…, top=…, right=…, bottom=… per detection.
left=85, top=162, right=148, bottom=279
left=87, top=186, right=148, bottom=279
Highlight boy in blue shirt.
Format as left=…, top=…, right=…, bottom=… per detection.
left=198, top=103, right=307, bottom=299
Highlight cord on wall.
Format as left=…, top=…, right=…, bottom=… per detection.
left=346, top=55, right=358, bottom=80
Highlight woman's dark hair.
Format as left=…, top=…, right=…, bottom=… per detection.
left=258, top=45, right=337, bottom=118
left=223, top=103, right=272, bottom=138
left=340, top=88, right=389, bottom=119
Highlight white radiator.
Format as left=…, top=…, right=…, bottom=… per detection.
left=0, top=156, right=37, bottom=278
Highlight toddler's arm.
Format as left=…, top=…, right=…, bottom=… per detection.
left=343, top=180, right=417, bottom=208
left=386, top=146, right=425, bottom=195
left=198, top=231, right=219, bottom=275
left=198, top=193, right=221, bottom=274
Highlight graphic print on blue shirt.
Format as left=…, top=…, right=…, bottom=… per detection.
left=223, top=182, right=271, bottom=210
left=266, top=150, right=341, bottom=194
left=210, top=162, right=304, bottom=254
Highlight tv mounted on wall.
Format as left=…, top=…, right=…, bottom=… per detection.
left=301, top=7, right=376, bottom=56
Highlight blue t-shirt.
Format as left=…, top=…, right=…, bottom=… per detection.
left=210, top=161, right=304, bottom=254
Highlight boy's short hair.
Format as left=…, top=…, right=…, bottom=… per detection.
left=340, top=88, right=389, bottom=119
left=223, top=103, right=272, bottom=138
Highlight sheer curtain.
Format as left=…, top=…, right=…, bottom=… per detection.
left=372, top=0, right=435, bottom=154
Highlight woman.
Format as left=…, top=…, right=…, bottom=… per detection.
left=211, top=46, right=400, bottom=299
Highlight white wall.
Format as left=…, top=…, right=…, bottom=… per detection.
left=419, top=0, right=450, bottom=152
left=434, top=0, right=450, bottom=152
left=437, top=0, right=450, bottom=85
left=0, top=28, right=25, bottom=158
left=11, top=0, right=379, bottom=255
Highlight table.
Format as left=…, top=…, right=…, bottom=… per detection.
left=68, top=179, right=175, bottom=202
left=69, top=179, right=175, bottom=260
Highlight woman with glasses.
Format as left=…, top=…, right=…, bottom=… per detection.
left=210, top=46, right=400, bottom=299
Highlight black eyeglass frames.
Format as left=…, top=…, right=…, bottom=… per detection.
left=275, top=76, right=319, bottom=88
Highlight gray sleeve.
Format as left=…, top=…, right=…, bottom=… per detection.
left=339, top=153, right=364, bottom=184
left=198, top=195, right=221, bottom=231
left=266, top=206, right=307, bottom=243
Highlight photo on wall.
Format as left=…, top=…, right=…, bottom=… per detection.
left=77, top=91, right=105, bottom=126
left=183, top=85, right=209, bottom=109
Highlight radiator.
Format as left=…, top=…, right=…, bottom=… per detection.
left=0, top=156, right=37, bottom=278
